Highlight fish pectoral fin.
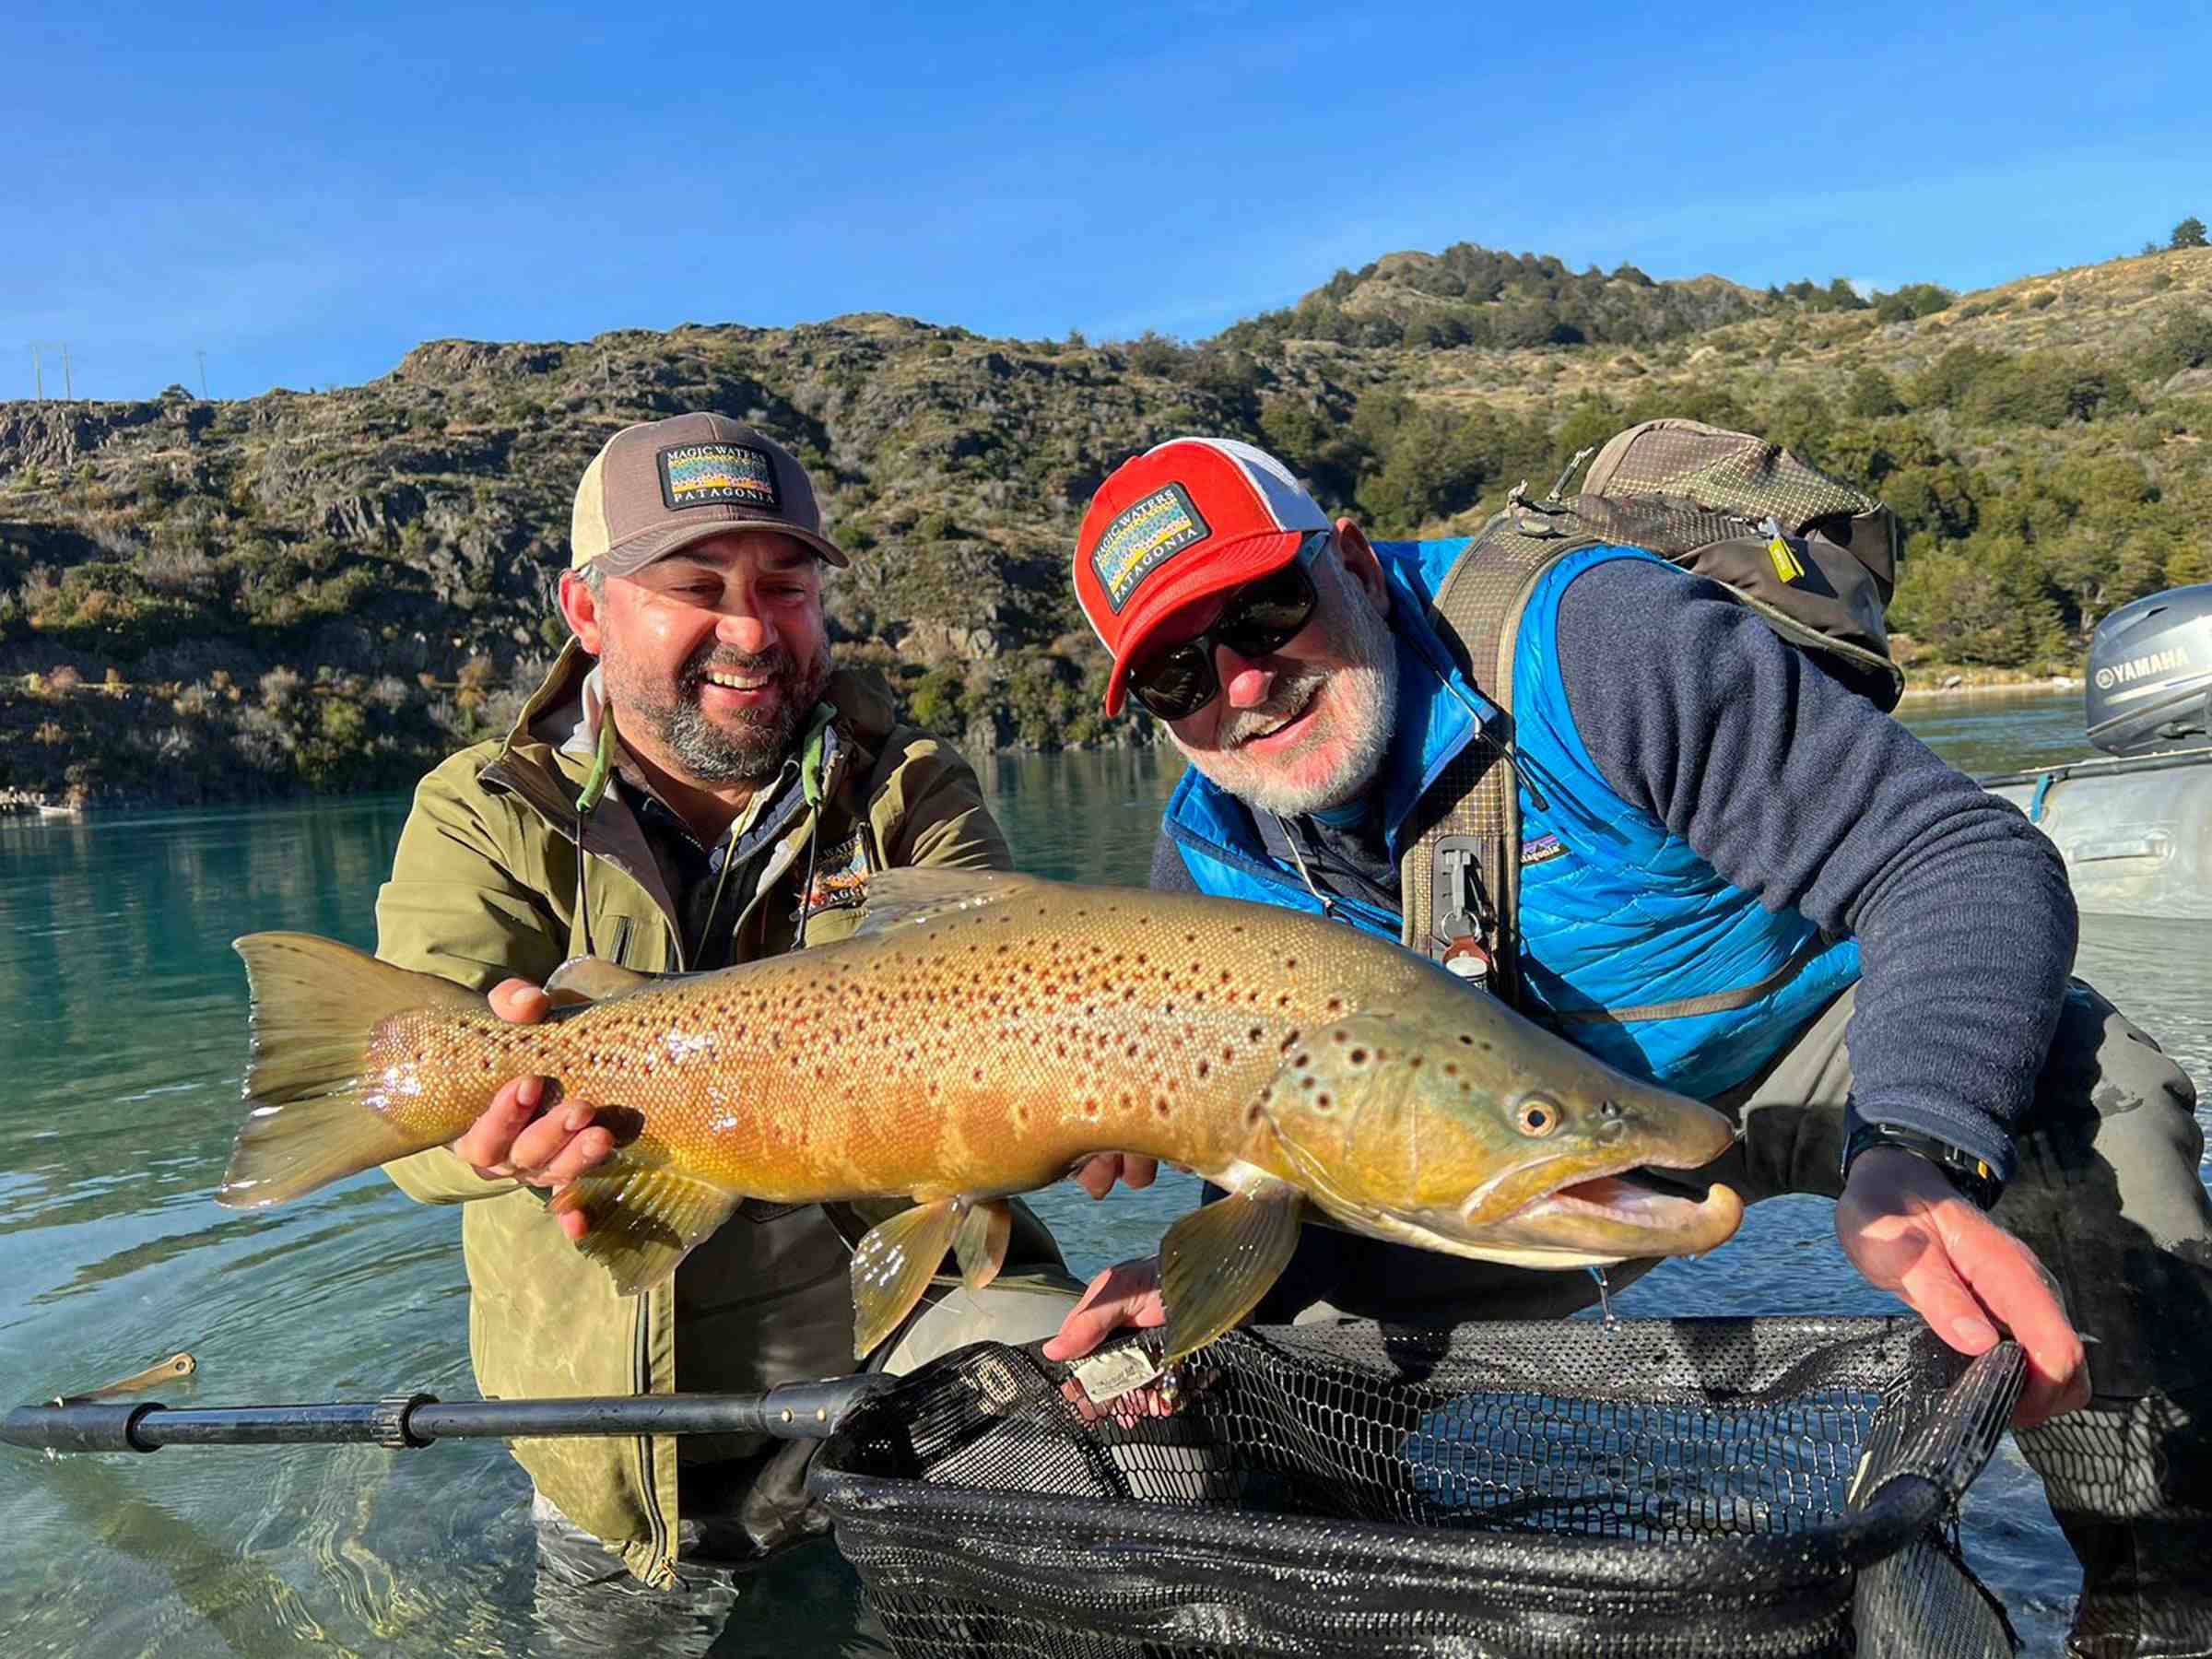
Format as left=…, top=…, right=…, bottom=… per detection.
left=543, top=956, right=659, bottom=1006
left=853, top=868, right=1044, bottom=938
left=550, top=1159, right=745, bottom=1297
left=1159, top=1178, right=1304, bottom=1366
left=953, top=1198, right=1013, bottom=1293
left=850, top=1198, right=963, bottom=1359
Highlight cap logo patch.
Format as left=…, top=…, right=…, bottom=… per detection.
left=659, top=443, right=781, bottom=512
left=1091, top=484, right=1210, bottom=612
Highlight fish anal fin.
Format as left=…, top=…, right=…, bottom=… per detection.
left=853, top=869, right=1043, bottom=939
left=552, top=1157, right=744, bottom=1296
left=850, top=1199, right=962, bottom=1359
left=954, top=1198, right=1013, bottom=1293
left=1159, top=1179, right=1304, bottom=1365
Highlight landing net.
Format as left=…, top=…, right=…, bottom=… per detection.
left=810, top=1315, right=2022, bottom=1658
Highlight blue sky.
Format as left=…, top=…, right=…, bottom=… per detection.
left=3, top=0, right=2206, bottom=403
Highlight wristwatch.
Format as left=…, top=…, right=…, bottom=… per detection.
left=1841, top=1121, right=2005, bottom=1212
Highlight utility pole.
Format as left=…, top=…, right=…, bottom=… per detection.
left=29, top=342, right=74, bottom=400
left=194, top=349, right=208, bottom=400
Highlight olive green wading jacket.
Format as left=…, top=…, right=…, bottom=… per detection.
left=375, top=641, right=1063, bottom=1586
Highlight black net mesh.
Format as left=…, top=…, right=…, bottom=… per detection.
left=810, top=1316, right=2024, bottom=1659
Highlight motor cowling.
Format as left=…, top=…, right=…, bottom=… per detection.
left=2086, top=583, right=2212, bottom=757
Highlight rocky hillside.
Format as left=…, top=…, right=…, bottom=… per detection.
left=5, top=243, right=2211, bottom=807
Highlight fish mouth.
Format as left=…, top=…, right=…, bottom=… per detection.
left=1484, top=1171, right=1746, bottom=1258
left=1316, top=1152, right=1744, bottom=1269
left=1433, top=1128, right=1744, bottom=1261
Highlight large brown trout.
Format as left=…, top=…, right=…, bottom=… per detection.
left=218, top=869, right=1743, bottom=1363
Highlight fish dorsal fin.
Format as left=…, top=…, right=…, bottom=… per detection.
left=853, top=867, right=1045, bottom=938
left=543, top=956, right=658, bottom=1007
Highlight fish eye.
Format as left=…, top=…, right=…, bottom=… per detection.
left=1516, top=1097, right=1562, bottom=1137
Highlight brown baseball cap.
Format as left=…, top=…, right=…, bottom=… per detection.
left=569, top=412, right=848, bottom=576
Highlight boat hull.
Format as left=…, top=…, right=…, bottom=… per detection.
left=1985, top=747, right=2212, bottom=920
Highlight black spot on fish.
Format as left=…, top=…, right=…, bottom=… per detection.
left=597, top=1106, right=646, bottom=1147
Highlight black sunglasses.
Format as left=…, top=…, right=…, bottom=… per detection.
left=1127, top=555, right=1320, bottom=721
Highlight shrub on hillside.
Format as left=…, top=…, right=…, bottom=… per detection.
left=1873, top=284, right=1954, bottom=323
left=1963, top=350, right=2115, bottom=428
left=2148, top=309, right=2212, bottom=376
left=1889, top=540, right=2066, bottom=665
left=1845, top=369, right=1906, bottom=419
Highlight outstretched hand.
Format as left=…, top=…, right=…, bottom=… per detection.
left=1042, top=1255, right=1167, bottom=1363
left=1835, top=1147, right=2088, bottom=1428
left=444, top=977, right=612, bottom=1239
left=1041, top=1256, right=1172, bottom=1424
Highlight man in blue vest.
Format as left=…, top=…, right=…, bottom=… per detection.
left=1047, top=435, right=2212, bottom=1658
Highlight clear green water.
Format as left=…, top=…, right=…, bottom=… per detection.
left=1, top=691, right=2204, bottom=1656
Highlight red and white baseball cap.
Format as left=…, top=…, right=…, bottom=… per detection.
left=1075, top=437, right=1332, bottom=715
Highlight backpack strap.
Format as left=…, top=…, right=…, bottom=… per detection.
left=1398, top=505, right=1596, bottom=1005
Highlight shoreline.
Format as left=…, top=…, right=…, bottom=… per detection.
left=1895, top=672, right=2081, bottom=700
left=2, top=676, right=2083, bottom=817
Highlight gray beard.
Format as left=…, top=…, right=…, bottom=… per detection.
left=1181, top=585, right=1400, bottom=818
left=616, top=642, right=830, bottom=786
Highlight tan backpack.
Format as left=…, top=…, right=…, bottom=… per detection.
left=1397, top=418, right=1903, bottom=1002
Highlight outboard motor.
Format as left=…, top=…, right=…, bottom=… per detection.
left=2086, top=582, right=2212, bottom=756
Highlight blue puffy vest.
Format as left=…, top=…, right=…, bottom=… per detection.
left=1159, top=538, right=1861, bottom=1100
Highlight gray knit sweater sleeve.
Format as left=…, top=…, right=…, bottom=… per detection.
left=1149, top=824, right=1200, bottom=894
left=1553, top=556, right=2077, bottom=1180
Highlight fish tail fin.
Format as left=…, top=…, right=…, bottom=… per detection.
left=218, top=932, right=481, bottom=1209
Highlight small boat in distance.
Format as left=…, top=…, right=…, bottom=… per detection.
left=1983, top=583, right=2212, bottom=920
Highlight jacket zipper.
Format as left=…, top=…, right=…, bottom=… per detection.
left=1163, top=818, right=1401, bottom=937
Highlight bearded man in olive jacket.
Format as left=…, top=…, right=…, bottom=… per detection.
left=373, top=415, right=1084, bottom=1620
